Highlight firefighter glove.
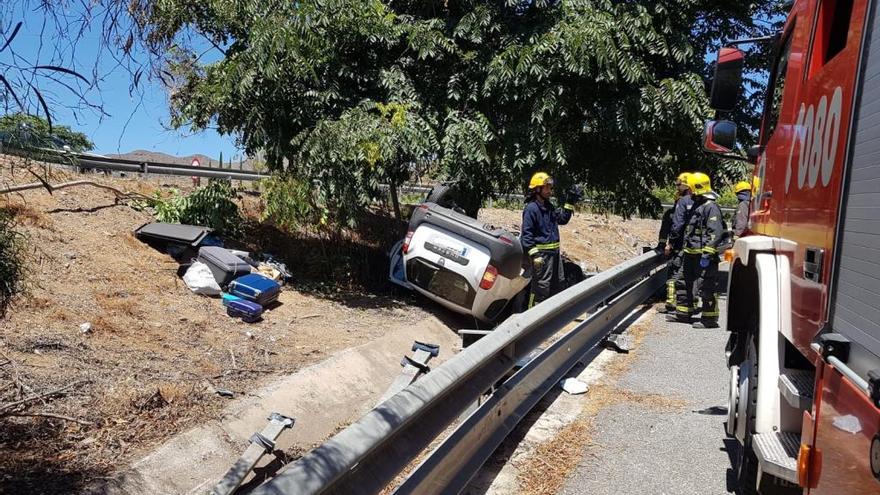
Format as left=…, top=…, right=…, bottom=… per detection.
left=567, top=185, right=584, bottom=204
left=699, top=254, right=711, bottom=268
left=532, top=255, right=545, bottom=271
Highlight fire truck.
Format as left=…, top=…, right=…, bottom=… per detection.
left=701, top=0, right=880, bottom=493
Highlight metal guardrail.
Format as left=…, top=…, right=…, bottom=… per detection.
left=1, top=146, right=271, bottom=182
left=3, top=147, right=735, bottom=214
left=251, top=250, right=666, bottom=495
left=392, top=184, right=736, bottom=214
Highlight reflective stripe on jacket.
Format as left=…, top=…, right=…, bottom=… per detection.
left=521, top=199, right=573, bottom=256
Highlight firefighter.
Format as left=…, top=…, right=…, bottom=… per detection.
left=657, top=172, right=694, bottom=313
left=521, top=172, right=583, bottom=308
left=669, top=172, right=726, bottom=328
left=731, top=180, right=752, bottom=239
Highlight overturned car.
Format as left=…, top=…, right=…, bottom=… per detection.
left=390, top=201, right=530, bottom=322
left=389, top=186, right=589, bottom=322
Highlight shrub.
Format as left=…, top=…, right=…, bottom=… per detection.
left=0, top=209, right=27, bottom=318
left=151, top=180, right=242, bottom=236
left=262, top=174, right=327, bottom=231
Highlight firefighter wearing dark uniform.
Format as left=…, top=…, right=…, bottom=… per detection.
left=731, top=180, right=752, bottom=239
left=521, top=172, right=582, bottom=308
left=658, top=172, right=694, bottom=313
left=669, top=172, right=726, bottom=328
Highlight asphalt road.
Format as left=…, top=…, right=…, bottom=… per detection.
left=560, top=303, right=741, bottom=495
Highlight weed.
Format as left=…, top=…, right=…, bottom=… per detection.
left=139, top=180, right=243, bottom=236
left=0, top=208, right=27, bottom=317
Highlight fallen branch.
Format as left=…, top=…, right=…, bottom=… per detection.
left=212, top=368, right=282, bottom=379
left=0, top=380, right=90, bottom=414
left=0, top=350, right=41, bottom=403
left=6, top=411, right=94, bottom=425
left=0, top=179, right=151, bottom=202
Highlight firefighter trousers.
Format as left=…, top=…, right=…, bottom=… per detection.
left=528, top=250, right=565, bottom=308
left=664, top=251, right=684, bottom=311
left=675, top=253, right=720, bottom=323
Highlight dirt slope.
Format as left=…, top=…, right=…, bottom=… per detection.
left=0, top=157, right=434, bottom=493
left=0, top=154, right=659, bottom=493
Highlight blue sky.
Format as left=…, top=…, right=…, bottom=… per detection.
left=0, top=6, right=244, bottom=160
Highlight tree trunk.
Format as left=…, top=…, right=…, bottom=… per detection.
left=389, top=180, right=403, bottom=223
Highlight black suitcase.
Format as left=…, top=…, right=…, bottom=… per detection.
left=197, top=246, right=252, bottom=287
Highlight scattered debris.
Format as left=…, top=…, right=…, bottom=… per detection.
left=198, top=246, right=252, bottom=288
left=138, top=388, right=169, bottom=411
left=215, top=388, right=235, bottom=399
left=212, top=412, right=295, bottom=495
left=79, top=322, right=92, bottom=334
left=603, top=333, right=633, bottom=353
left=183, top=261, right=222, bottom=296
left=559, top=377, right=589, bottom=395
left=133, top=222, right=212, bottom=249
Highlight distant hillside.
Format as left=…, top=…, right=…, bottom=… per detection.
left=109, top=149, right=259, bottom=170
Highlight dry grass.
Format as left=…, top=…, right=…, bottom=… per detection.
left=95, top=291, right=141, bottom=319
left=2, top=203, right=54, bottom=230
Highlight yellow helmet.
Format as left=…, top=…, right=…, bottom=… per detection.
left=734, top=181, right=751, bottom=193
left=677, top=172, right=692, bottom=186
left=528, top=172, right=554, bottom=190
left=687, top=172, right=713, bottom=196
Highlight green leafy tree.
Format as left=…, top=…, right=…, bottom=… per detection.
left=6, top=0, right=784, bottom=223
left=0, top=113, right=94, bottom=152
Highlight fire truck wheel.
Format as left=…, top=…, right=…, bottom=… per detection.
left=726, top=363, right=739, bottom=437
left=735, top=334, right=760, bottom=495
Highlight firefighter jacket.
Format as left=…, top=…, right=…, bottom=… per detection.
left=666, top=193, right=694, bottom=250
left=521, top=199, right=573, bottom=257
left=658, top=207, right=674, bottom=246
left=683, top=194, right=726, bottom=256
left=732, top=191, right=751, bottom=238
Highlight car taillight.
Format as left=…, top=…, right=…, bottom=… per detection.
left=480, top=265, right=498, bottom=290
left=499, top=236, right=514, bottom=245
left=402, top=230, right=414, bottom=254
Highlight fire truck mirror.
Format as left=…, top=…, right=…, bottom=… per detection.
left=746, top=145, right=763, bottom=165
left=702, top=120, right=737, bottom=154
left=710, top=46, right=745, bottom=112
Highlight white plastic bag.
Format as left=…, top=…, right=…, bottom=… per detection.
left=559, top=377, right=589, bottom=395
left=183, top=261, right=222, bottom=296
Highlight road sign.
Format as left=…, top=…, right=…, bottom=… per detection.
left=192, top=157, right=201, bottom=187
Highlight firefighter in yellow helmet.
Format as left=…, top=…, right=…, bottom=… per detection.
left=669, top=172, right=727, bottom=328
left=521, top=172, right=583, bottom=307
left=657, top=172, right=695, bottom=313
left=732, top=180, right=752, bottom=239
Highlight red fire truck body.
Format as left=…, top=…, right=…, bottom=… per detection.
left=704, top=0, right=880, bottom=493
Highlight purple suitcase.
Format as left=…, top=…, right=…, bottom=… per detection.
left=222, top=295, right=263, bottom=323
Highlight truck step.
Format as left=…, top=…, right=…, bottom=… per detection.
left=778, top=370, right=814, bottom=410
left=753, top=431, right=799, bottom=484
